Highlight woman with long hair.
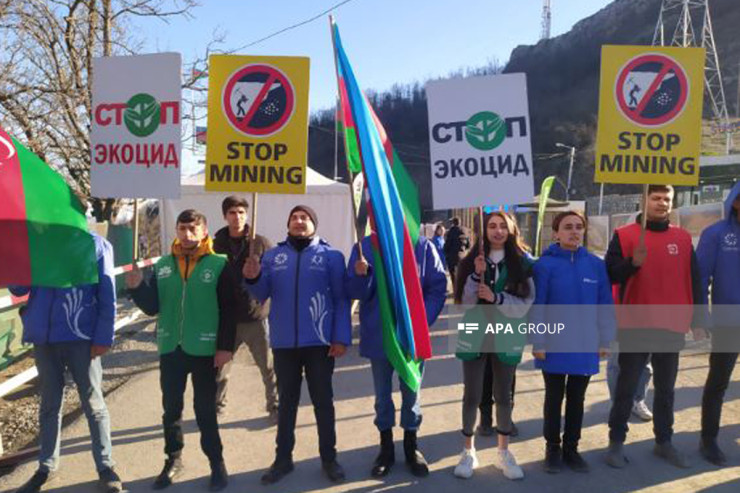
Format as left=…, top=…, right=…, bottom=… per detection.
left=453, top=212, right=534, bottom=480
left=530, top=211, right=615, bottom=474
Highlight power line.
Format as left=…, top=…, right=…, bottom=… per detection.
left=230, top=0, right=359, bottom=52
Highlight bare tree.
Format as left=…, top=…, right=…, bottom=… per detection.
left=0, top=0, right=208, bottom=220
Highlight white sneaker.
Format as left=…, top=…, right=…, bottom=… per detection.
left=453, top=448, right=479, bottom=479
left=632, top=400, right=653, bottom=421
left=497, top=449, right=524, bottom=480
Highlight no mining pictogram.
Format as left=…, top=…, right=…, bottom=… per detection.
left=615, top=53, right=689, bottom=128
left=222, top=64, right=295, bottom=137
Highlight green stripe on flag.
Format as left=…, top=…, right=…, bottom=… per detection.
left=373, top=247, right=422, bottom=392
left=14, top=138, right=98, bottom=287
left=390, top=150, right=420, bottom=243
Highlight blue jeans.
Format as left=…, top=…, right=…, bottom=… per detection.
left=370, top=358, right=423, bottom=432
left=607, top=350, right=652, bottom=403
left=34, top=342, right=113, bottom=473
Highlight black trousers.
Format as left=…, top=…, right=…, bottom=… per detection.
left=701, top=330, right=739, bottom=440
left=609, top=352, right=679, bottom=444
left=542, top=372, right=590, bottom=446
left=160, top=347, right=222, bottom=463
left=479, top=355, right=516, bottom=426
left=273, top=346, right=336, bottom=464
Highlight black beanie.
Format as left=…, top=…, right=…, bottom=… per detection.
left=287, top=205, right=318, bottom=228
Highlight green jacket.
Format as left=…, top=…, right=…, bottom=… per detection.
left=455, top=256, right=534, bottom=366
left=130, top=253, right=236, bottom=357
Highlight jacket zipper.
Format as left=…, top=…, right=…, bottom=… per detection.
left=179, top=255, right=190, bottom=347
left=294, top=249, right=303, bottom=348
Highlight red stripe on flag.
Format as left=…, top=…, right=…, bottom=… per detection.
left=338, top=78, right=356, bottom=129
left=0, top=129, right=31, bottom=286
left=401, top=227, right=432, bottom=359
left=368, top=103, right=393, bottom=164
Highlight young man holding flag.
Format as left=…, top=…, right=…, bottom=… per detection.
left=10, top=233, right=122, bottom=493
left=347, top=235, right=446, bottom=477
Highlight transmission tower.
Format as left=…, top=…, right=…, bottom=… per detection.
left=653, top=0, right=732, bottom=153
left=541, top=0, right=552, bottom=40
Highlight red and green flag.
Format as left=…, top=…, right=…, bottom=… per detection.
left=0, top=127, right=98, bottom=287
left=332, top=19, right=430, bottom=392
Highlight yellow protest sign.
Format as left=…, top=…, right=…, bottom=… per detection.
left=595, top=45, right=704, bottom=186
left=205, top=55, right=309, bottom=193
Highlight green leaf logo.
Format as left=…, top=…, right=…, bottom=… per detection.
left=124, top=93, right=161, bottom=137
left=465, top=111, right=505, bottom=151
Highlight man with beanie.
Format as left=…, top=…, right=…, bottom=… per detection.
left=604, top=185, right=705, bottom=470
left=243, top=205, right=352, bottom=485
left=127, top=209, right=235, bottom=491
left=696, top=181, right=740, bottom=466
left=347, top=234, right=446, bottom=478
left=213, top=196, right=277, bottom=419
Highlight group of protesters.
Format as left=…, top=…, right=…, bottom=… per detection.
left=8, top=181, right=740, bottom=492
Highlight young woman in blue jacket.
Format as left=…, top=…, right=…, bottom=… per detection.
left=530, top=211, right=616, bottom=474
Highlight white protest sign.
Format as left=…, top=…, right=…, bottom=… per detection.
left=426, top=73, right=534, bottom=209
left=91, top=53, right=182, bottom=199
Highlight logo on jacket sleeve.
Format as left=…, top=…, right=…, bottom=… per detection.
left=667, top=243, right=679, bottom=255
left=158, top=265, right=173, bottom=279
left=200, top=269, right=215, bottom=283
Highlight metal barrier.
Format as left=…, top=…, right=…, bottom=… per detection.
left=0, top=257, right=161, bottom=399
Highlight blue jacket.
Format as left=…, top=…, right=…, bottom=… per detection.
left=431, top=236, right=445, bottom=263
left=530, top=244, right=616, bottom=375
left=245, top=237, right=352, bottom=349
left=346, top=235, right=447, bottom=359
left=696, top=182, right=740, bottom=328
left=9, top=234, right=117, bottom=347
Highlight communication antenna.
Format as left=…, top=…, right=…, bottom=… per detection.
left=653, top=0, right=732, bottom=153
left=541, top=0, right=552, bottom=40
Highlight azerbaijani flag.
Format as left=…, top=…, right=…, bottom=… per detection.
left=331, top=20, right=431, bottom=391
left=0, top=127, right=98, bottom=287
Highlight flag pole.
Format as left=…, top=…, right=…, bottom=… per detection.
left=478, top=206, right=485, bottom=287
left=249, top=192, right=258, bottom=257
left=328, top=14, right=364, bottom=262
left=133, top=199, right=139, bottom=260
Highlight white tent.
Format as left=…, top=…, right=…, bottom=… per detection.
left=160, top=168, right=355, bottom=257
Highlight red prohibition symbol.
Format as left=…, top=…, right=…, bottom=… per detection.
left=222, top=64, right=295, bottom=137
left=615, top=53, right=689, bottom=127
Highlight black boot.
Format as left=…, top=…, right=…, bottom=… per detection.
left=153, top=456, right=184, bottom=490
left=371, top=429, right=396, bottom=477
left=14, top=470, right=56, bottom=493
left=208, top=461, right=228, bottom=491
left=322, top=460, right=346, bottom=483
left=403, top=430, right=429, bottom=477
left=260, top=459, right=294, bottom=485
left=544, top=443, right=563, bottom=474
left=700, top=437, right=727, bottom=466
left=563, top=443, right=589, bottom=473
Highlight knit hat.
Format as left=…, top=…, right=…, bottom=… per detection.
left=287, top=204, right=318, bottom=228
